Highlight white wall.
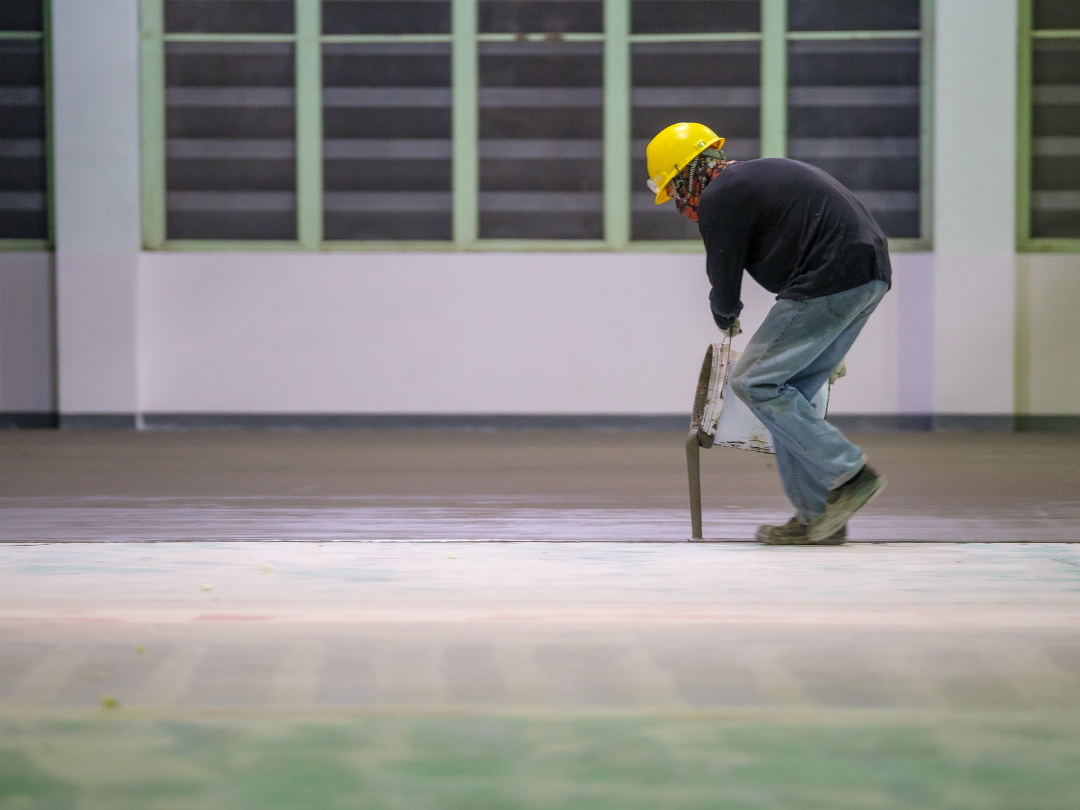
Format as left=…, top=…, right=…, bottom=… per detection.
left=1017, top=255, right=1080, bottom=415
left=136, top=251, right=731, bottom=414
left=137, top=251, right=922, bottom=415
left=51, top=0, right=141, bottom=417
left=1, top=0, right=1073, bottom=422
left=932, top=0, right=1019, bottom=415
left=0, top=253, right=54, bottom=413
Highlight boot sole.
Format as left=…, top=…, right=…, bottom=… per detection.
left=756, top=525, right=849, bottom=546
left=806, top=477, right=887, bottom=544
left=759, top=533, right=848, bottom=547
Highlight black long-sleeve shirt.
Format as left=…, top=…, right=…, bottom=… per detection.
left=696, top=158, right=892, bottom=330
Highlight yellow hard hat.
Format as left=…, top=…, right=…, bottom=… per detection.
left=646, top=123, right=725, bottom=204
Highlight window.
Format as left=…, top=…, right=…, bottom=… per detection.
left=0, top=0, right=49, bottom=248
left=788, top=0, right=924, bottom=242
left=1020, top=0, right=1080, bottom=249
left=323, top=39, right=453, bottom=241
left=631, top=3, right=761, bottom=242
left=140, top=0, right=931, bottom=251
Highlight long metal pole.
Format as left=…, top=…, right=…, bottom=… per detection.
left=686, top=430, right=703, bottom=539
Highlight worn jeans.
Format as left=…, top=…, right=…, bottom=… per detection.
left=730, top=279, right=889, bottom=522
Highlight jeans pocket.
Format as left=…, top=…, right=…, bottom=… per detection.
left=823, top=282, right=879, bottom=320
left=824, top=294, right=850, bottom=320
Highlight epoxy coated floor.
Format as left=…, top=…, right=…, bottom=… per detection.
left=2, top=429, right=1079, bottom=542
left=1, top=430, right=1079, bottom=808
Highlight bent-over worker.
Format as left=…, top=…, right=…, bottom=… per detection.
left=647, top=122, right=889, bottom=546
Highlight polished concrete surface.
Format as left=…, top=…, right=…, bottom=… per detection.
left=1, top=431, right=1079, bottom=808
left=2, top=430, right=1079, bottom=541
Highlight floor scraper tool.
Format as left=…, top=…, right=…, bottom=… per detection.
left=685, top=339, right=839, bottom=540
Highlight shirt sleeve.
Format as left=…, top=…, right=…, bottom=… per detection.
left=698, top=192, right=748, bottom=331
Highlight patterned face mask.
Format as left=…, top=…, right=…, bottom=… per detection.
left=669, top=148, right=737, bottom=223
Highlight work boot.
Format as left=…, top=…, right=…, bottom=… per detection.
left=805, top=465, right=887, bottom=544
left=756, top=517, right=847, bottom=546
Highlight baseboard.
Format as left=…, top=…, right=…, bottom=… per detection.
left=828, top=414, right=1020, bottom=432
left=10, top=412, right=1078, bottom=432
left=829, top=414, right=1080, bottom=432
left=931, top=415, right=1017, bottom=432
left=0, top=411, right=59, bottom=429
left=59, top=413, right=138, bottom=429
left=1014, top=415, right=1080, bottom=432
left=139, top=413, right=692, bottom=431
left=829, top=414, right=1023, bottom=434
left=826, top=414, right=936, bottom=432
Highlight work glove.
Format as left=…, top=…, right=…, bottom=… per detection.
left=829, top=358, right=848, bottom=385
left=718, top=318, right=742, bottom=338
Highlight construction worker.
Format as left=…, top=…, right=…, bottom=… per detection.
left=647, top=122, right=890, bottom=546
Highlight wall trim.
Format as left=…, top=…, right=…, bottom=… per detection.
left=1014, top=415, right=1080, bottom=432
left=931, top=415, right=1017, bottom=432
left=139, top=413, right=692, bottom=431
left=827, top=415, right=936, bottom=432
left=60, top=413, right=138, bottom=429
left=833, top=414, right=1080, bottom=432
left=831, top=414, right=1019, bottom=432
left=14, top=413, right=1076, bottom=432
left=0, top=412, right=60, bottom=429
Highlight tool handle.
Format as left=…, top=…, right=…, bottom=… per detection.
left=686, top=429, right=703, bottom=540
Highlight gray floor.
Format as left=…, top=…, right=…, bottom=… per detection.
left=2, top=429, right=1079, bottom=542
left=1, top=430, right=1079, bottom=808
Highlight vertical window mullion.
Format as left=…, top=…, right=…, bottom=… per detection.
left=43, top=0, right=55, bottom=248
left=921, top=0, right=935, bottom=246
left=295, top=0, right=321, bottom=248
left=603, top=0, right=630, bottom=248
left=139, top=0, right=166, bottom=249
left=1017, top=0, right=1033, bottom=246
left=760, top=0, right=788, bottom=158
left=452, top=0, right=478, bottom=246
left=786, top=3, right=924, bottom=243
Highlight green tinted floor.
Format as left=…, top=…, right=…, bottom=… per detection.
left=2, top=541, right=1080, bottom=809
left=6, top=714, right=1080, bottom=810
left=2, top=431, right=1080, bottom=808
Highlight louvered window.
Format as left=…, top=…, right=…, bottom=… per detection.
left=478, top=2, right=604, bottom=240
left=140, top=0, right=931, bottom=250
left=164, top=2, right=297, bottom=240
left=787, top=1, right=922, bottom=240
left=1023, top=0, right=1080, bottom=245
left=323, top=0, right=453, bottom=241
left=0, top=0, right=48, bottom=245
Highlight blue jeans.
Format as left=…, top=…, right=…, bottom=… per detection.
left=730, top=280, right=889, bottom=522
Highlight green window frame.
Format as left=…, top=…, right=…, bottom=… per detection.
left=0, top=0, right=53, bottom=252
left=139, top=0, right=933, bottom=253
left=1018, top=0, right=1080, bottom=252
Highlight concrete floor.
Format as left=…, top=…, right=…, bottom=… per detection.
left=2, top=429, right=1079, bottom=541
left=1, top=430, right=1079, bottom=808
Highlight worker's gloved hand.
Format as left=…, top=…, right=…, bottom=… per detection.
left=829, top=358, right=848, bottom=385
left=718, top=318, right=742, bottom=338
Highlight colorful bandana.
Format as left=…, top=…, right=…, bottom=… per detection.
left=671, top=149, right=737, bottom=223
